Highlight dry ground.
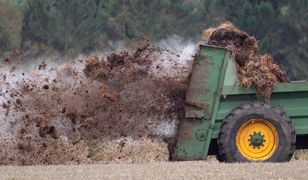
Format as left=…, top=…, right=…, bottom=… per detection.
left=1, top=160, right=308, bottom=180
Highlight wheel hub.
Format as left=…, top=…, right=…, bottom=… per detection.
left=249, top=132, right=265, bottom=148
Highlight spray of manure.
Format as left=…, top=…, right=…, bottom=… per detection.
left=0, top=38, right=195, bottom=165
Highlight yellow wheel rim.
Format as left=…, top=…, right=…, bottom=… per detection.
left=236, top=119, right=278, bottom=161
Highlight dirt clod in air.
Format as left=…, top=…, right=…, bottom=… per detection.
left=38, top=61, right=47, bottom=70
left=203, top=22, right=288, bottom=100
left=2, top=102, right=10, bottom=116
left=84, top=56, right=109, bottom=80
left=42, top=85, right=49, bottom=90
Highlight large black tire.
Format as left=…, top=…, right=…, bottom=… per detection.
left=218, top=101, right=296, bottom=163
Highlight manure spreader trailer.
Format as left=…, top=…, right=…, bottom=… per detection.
left=173, top=44, right=308, bottom=162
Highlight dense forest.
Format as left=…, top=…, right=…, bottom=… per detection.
left=0, top=0, right=307, bottom=79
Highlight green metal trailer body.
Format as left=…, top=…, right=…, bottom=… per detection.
left=174, top=44, right=308, bottom=161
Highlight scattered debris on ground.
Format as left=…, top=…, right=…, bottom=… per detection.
left=203, top=22, right=288, bottom=100
left=292, top=150, right=308, bottom=161
left=91, top=137, right=169, bottom=163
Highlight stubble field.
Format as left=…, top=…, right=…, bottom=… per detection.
left=1, top=160, right=308, bottom=180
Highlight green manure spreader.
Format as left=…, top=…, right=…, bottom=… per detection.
left=173, top=44, right=308, bottom=162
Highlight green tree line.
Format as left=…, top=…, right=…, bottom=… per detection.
left=0, top=0, right=307, bottom=80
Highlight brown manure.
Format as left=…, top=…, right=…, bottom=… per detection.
left=203, top=22, right=288, bottom=100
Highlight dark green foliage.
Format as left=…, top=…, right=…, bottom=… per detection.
left=0, top=0, right=307, bottom=79
left=0, top=25, right=10, bottom=52
left=21, top=0, right=208, bottom=52
left=0, top=1, right=23, bottom=55
left=21, top=0, right=105, bottom=52
left=209, top=0, right=308, bottom=79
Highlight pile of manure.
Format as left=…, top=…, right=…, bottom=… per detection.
left=203, top=22, right=288, bottom=100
